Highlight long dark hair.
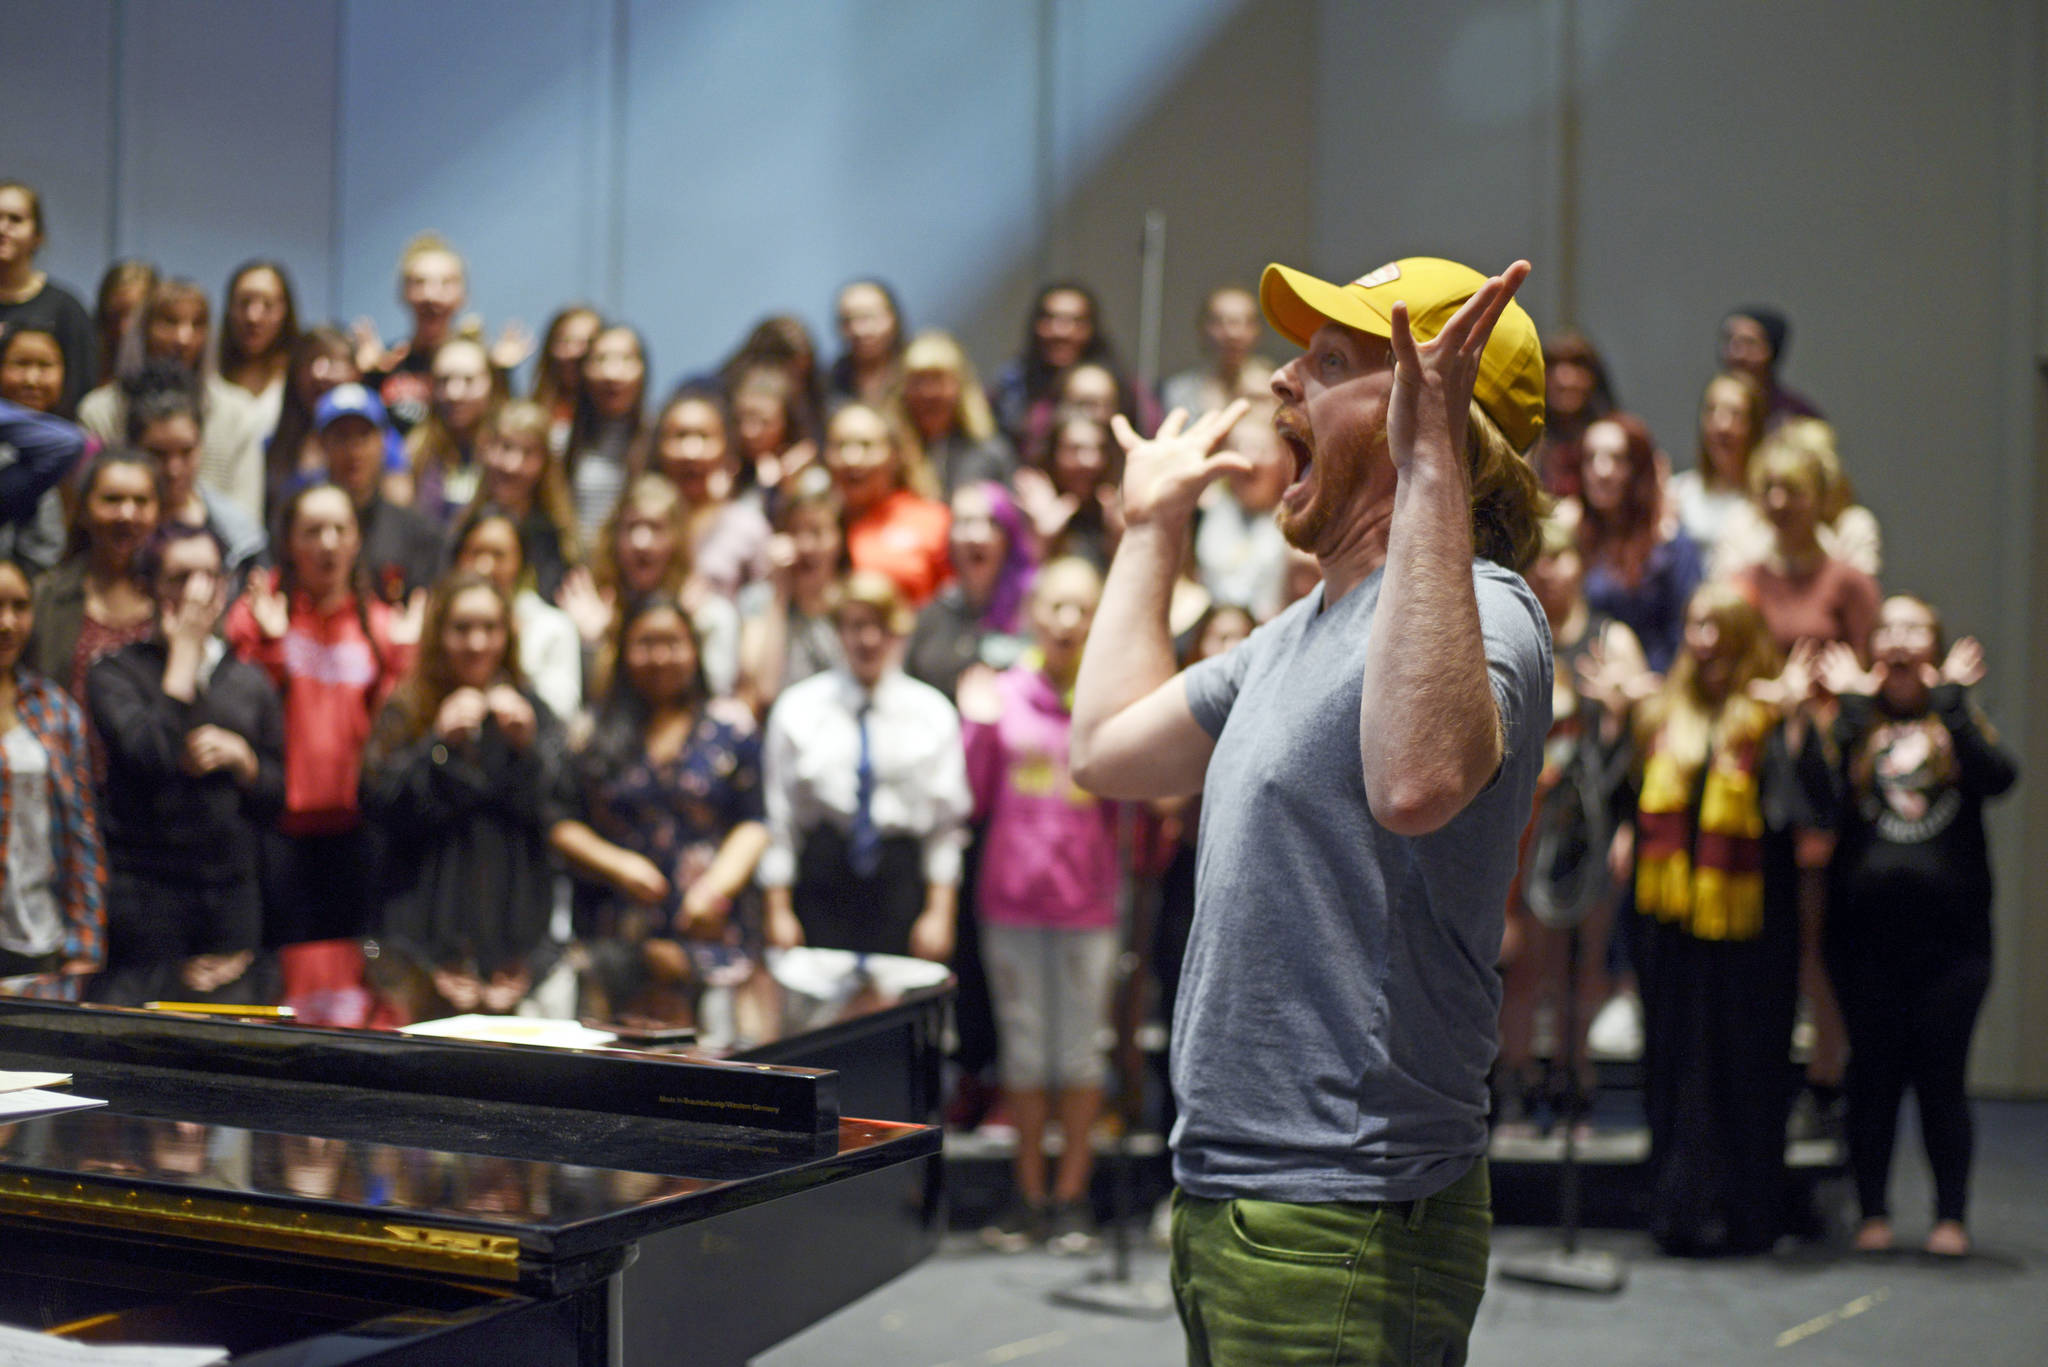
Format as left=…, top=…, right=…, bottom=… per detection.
left=565, top=324, right=650, bottom=478
left=267, top=325, right=358, bottom=526
left=1017, top=280, right=1119, bottom=404
left=580, top=591, right=708, bottom=786
left=216, top=260, right=301, bottom=381
left=1577, top=412, right=1664, bottom=589
left=275, top=481, right=386, bottom=696
left=827, top=277, right=907, bottom=395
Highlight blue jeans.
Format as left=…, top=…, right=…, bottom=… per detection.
left=1169, top=1158, right=1491, bottom=1366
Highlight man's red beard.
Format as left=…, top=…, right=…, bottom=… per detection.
left=1275, top=408, right=1382, bottom=556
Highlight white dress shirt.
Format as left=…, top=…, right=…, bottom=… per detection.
left=759, top=667, right=969, bottom=889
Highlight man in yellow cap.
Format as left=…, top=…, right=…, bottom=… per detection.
left=1071, top=258, right=1549, bottom=1364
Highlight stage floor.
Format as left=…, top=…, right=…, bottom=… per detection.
left=760, top=1099, right=2047, bottom=1367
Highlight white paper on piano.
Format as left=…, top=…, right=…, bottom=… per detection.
left=0, top=1071, right=72, bottom=1093
left=0, top=1321, right=226, bottom=1365
left=0, top=1089, right=106, bottom=1122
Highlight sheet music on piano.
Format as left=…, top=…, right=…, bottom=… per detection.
left=0, top=1323, right=225, bottom=1365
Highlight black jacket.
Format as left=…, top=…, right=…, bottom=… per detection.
left=88, top=636, right=285, bottom=890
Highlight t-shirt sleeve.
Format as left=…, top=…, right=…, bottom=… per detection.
left=1476, top=569, right=1552, bottom=786
left=1183, top=630, right=1257, bottom=740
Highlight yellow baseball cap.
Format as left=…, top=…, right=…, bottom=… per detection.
left=1259, top=257, right=1546, bottom=452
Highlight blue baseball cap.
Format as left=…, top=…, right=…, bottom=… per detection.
left=313, top=382, right=391, bottom=433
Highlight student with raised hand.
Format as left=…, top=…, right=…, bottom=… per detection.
left=89, top=524, right=282, bottom=1006
left=890, top=331, right=1016, bottom=499
left=551, top=592, right=768, bottom=1017
left=225, top=481, right=421, bottom=948
left=760, top=570, right=968, bottom=961
left=216, top=260, right=299, bottom=438
left=125, top=362, right=267, bottom=582
left=1619, top=585, right=1821, bottom=1256
left=1816, top=599, right=2017, bottom=1260
left=361, top=572, right=568, bottom=1019
left=0, top=182, right=94, bottom=419
left=77, top=277, right=265, bottom=523
left=1013, top=411, right=1123, bottom=572
left=563, top=472, right=740, bottom=698
left=354, top=233, right=532, bottom=437
left=0, top=553, right=105, bottom=1001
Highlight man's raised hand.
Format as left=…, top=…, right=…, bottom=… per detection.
left=1385, top=261, right=1531, bottom=477
left=1112, top=399, right=1254, bottom=532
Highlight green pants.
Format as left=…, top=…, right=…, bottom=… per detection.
left=1169, top=1158, right=1491, bottom=1367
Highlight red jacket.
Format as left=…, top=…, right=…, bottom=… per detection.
left=224, top=581, right=415, bottom=834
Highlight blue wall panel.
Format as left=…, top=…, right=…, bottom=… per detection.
left=2, top=1, right=118, bottom=306
left=337, top=0, right=612, bottom=364
left=116, top=0, right=340, bottom=316
left=615, top=0, right=1046, bottom=387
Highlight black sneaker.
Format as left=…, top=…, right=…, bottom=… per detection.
left=980, top=1197, right=1045, bottom=1253
left=1045, top=1200, right=1101, bottom=1257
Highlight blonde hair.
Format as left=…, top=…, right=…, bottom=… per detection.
left=1695, top=371, right=1768, bottom=493
left=1635, top=582, right=1780, bottom=771
left=834, top=568, right=913, bottom=636
left=1746, top=430, right=1828, bottom=502
left=1536, top=513, right=1578, bottom=561
left=465, top=399, right=580, bottom=564
left=828, top=401, right=939, bottom=500
left=1467, top=400, right=1548, bottom=572
left=405, top=337, right=500, bottom=494
left=592, top=473, right=691, bottom=600
left=397, top=231, right=464, bottom=284
left=1756, top=417, right=1854, bottom=521
left=895, top=330, right=997, bottom=443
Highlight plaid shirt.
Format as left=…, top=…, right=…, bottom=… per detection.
left=0, top=668, right=106, bottom=999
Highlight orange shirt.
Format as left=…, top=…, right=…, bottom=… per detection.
left=846, top=488, right=953, bottom=607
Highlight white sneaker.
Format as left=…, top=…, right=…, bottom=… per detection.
left=1587, top=991, right=1643, bottom=1061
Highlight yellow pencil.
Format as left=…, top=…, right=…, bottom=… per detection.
left=143, top=1002, right=297, bottom=1018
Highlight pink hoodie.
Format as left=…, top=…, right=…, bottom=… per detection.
left=963, top=664, right=1121, bottom=931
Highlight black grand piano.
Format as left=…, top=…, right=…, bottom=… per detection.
left=0, top=981, right=950, bottom=1366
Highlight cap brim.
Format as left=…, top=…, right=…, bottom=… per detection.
left=1260, top=263, right=1394, bottom=350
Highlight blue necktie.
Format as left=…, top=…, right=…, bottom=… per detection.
left=849, top=700, right=881, bottom=878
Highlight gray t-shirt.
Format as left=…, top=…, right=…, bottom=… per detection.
left=1176, top=558, right=1551, bottom=1203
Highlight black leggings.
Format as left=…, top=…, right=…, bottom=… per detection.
left=1829, top=950, right=1990, bottom=1225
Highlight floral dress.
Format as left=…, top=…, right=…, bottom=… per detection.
left=584, top=706, right=764, bottom=983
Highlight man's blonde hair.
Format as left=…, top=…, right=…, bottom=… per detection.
left=1467, top=400, right=1548, bottom=572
